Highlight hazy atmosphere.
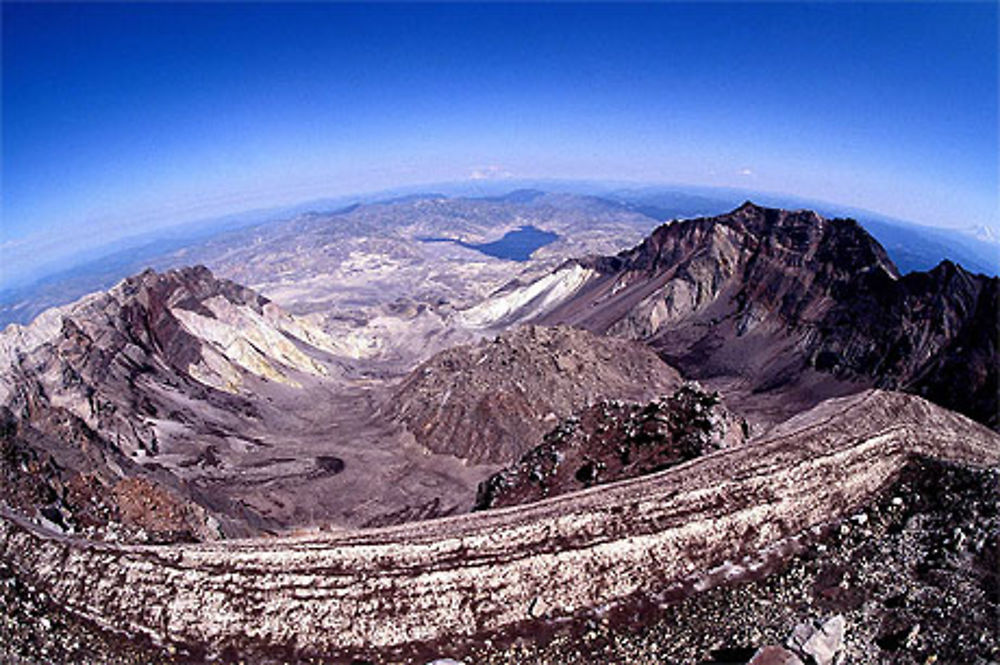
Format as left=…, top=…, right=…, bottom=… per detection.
left=3, top=2, right=997, bottom=286
left=1, top=5, right=998, bottom=665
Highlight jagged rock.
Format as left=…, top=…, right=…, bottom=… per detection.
left=459, top=448, right=998, bottom=665
left=0, top=266, right=343, bottom=541
left=535, top=202, right=998, bottom=430
left=786, top=614, right=845, bottom=665
left=528, top=595, right=553, bottom=619
left=475, top=383, right=748, bottom=509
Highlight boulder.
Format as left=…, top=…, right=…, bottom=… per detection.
left=748, top=645, right=806, bottom=665
left=787, top=614, right=845, bottom=665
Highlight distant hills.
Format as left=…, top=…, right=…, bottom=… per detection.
left=2, top=182, right=997, bottom=329
left=1, top=200, right=997, bottom=663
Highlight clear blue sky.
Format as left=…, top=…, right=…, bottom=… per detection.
left=2, top=2, right=997, bottom=285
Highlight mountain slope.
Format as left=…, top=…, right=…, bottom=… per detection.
left=0, top=266, right=352, bottom=539
left=387, top=324, right=683, bottom=464
left=526, top=202, right=998, bottom=429
left=474, top=383, right=748, bottom=510
left=2, top=265, right=553, bottom=536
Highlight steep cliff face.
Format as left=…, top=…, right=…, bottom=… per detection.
left=474, top=384, right=748, bottom=510
left=863, top=261, right=998, bottom=429
left=387, top=324, right=683, bottom=464
left=535, top=203, right=998, bottom=429
left=0, top=266, right=343, bottom=540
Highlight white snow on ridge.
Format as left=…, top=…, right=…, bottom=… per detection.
left=965, top=224, right=1000, bottom=246
left=457, top=264, right=595, bottom=329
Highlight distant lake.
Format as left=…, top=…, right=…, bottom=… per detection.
left=419, top=225, right=559, bottom=261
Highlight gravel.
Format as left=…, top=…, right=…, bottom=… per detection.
left=1, top=457, right=995, bottom=665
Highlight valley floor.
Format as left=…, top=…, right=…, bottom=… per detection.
left=176, top=380, right=494, bottom=533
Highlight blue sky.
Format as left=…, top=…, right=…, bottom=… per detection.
left=2, top=2, right=997, bottom=285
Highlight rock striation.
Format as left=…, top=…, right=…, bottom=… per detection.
left=0, top=390, right=996, bottom=661
left=529, top=202, right=998, bottom=429
left=0, top=266, right=344, bottom=540
left=460, top=454, right=999, bottom=665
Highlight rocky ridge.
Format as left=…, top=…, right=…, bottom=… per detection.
left=464, top=457, right=998, bottom=665
left=0, top=390, right=996, bottom=662
left=475, top=383, right=748, bottom=510
left=0, top=200, right=996, bottom=664
left=3, top=456, right=995, bottom=665
left=0, top=265, right=345, bottom=541
left=529, top=202, right=998, bottom=429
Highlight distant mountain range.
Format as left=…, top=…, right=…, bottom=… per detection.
left=2, top=183, right=997, bottom=330
left=1, top=199, right=997, bottom=663
left=529, top=201, right=997, bottom=430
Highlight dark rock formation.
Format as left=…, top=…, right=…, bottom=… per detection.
left=749, top=645, right=805, bottom=665
left=475, top=384, right=747, bottom=510
left=387, top=324, right=682, bottom=464
left=538, top=202, right=999, bottom=429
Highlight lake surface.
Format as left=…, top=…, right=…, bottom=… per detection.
left=419, top=225, right=559, bottom=261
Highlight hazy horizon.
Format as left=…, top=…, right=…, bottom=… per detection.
left=3, top=176, right=1000, bottom=293
left=3, top=3, right=998, bottom=287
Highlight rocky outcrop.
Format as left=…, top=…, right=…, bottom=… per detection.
left=0, top=265, right=330, bottom=455
left=442, top=455, right=1000, bottom=665
left=747, top=615, right=845, bottom=665
left=0, top=390, right=997, bottom=661
left=474, top=383, right=748, bottom=509
left=786, top=615, right=845, bottom=665
left=386, top=324, right=682, bottom=464
left=0, top=266, right=343, bottom=540
left=532, top=202, right=999, bottom=429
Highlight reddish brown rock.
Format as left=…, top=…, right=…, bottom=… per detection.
left=749, top=646, right=805, bottom=665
